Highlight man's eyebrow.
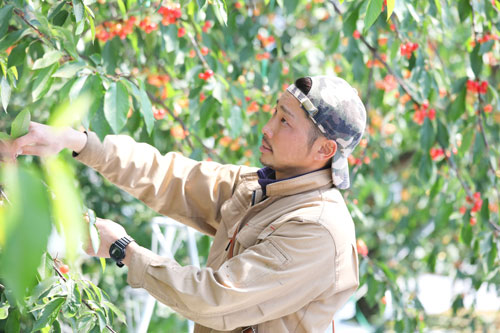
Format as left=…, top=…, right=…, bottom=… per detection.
left=276, top=100, right=296, bottom=119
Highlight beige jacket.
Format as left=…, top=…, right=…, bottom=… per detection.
left=75, top=132, right=359, bottom=333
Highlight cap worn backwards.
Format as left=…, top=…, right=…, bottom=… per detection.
left=286, top=75, right=367, bottom=189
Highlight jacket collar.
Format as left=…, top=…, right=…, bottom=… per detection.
left=242, top=167, right=333, bottom=197
left=265, top=168, right=333, bottom=196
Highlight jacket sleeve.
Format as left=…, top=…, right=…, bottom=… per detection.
left=73, top=131, right=256, bottom=236
left=126, top=220, right=358, bottom=331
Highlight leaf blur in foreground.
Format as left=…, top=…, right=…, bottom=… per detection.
left=0, top=164, right=52, bottom=302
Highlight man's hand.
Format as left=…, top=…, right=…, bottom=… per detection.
left=7, top=122, right=87, bottom=161
left=84, top=216, right=129, bottom=258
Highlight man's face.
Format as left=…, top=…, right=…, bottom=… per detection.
left=259, top=91, right=323, bottom=179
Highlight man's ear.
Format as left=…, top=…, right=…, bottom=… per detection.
left=316, top=139, right=337, bottom=161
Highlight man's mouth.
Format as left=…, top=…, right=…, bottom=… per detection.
left=260, top=138, right=272, bottom=152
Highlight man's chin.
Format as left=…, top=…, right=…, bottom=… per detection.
left=259, top=156, right=272, bottom=168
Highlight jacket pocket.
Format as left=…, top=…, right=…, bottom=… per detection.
left=235, top=223, right=264, bottom=249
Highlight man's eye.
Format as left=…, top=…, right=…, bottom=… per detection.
left=281, top=118, right=288, bottom=124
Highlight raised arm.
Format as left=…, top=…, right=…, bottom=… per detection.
left=11, top=122, right=256, bottom=236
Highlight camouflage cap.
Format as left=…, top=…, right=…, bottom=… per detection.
left=287, top=75, right=366, bottom=189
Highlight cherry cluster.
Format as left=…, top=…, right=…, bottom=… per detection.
left=366, top=54, right=387, bottom=68
left=96, top=16, right=137, bottom=42
left=257, top=34, right=275, bottom=47
left=460, top=192, right=484, bottom=226
left=429, top=147, right=444, bottom=161
left=467, top=192, right=483, bottom=214
left=466, top=80, right=488, bottom=94
left=375, top=74, right=397, bottom=92
left=202, top=21, right=212, bottom=33
left=139, top=16, right=158, bottom=34
left=158, top=4, right=182, bottom=25
left=255, top=52, right=271, bottom=61
left=147, top=74, right=169, bottom=87
left=153, top=107, right=166, bottom=120
left=198, top=69, right=214, bottom=80
left=413, top=101, right=435, bottom=125
left=400, top=42, right=419, bottom=59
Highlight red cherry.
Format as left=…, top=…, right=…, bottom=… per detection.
left=469, top=217, right=477, bottom=226
left=60, top=264, right=70, bottom=274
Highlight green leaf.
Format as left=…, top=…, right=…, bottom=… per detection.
left=386, top=0, right=395, bottom=20
left=447, top=88, right=466, bottom=122
left=5, top=307, right=20, bottom=332
left=88, top=13, right=96, bottom=42
left=72, top=0, right=84, bottom=22
left=377, top=261, right=396, bottom=282
left=343, top=5, right=360, bottom=36
left=138, top=82, right=154, bottom=135
left=0, top=29, right=29, bottom=53
left=8, top=42, right=28, bottom=68
left=52, top=320, right=62, bottom=333
left=0, top=302, right=9, bottom=320
left=420, top=117, right=435, bottom=151
left=0, top=164, right=53, bottom=302
left=1, top=75, right=11, bottom=112
left=434, top=0, right=442, bottom=15
left=457, top=0, right=472, bottom=21
left=436, top=119, right=449, bottom=148
left=470, top=44, right=483, bottom=78
left=52, top=60, right=86, bottom=78
left=100, top=257, right=106, bottom=272
left=32, top=64, right=58, bottom=101
left=364, top=0, right=383, bottom=32
left=212, top=0, right=228, bottom=26
left=103, top=300, right=126, bottom=324
left=0, top=132, right=10, bottom=140
left=87, top=208, right=100, bottom=255
left=10, top=109, right=31, bottom=139
left=213, top=80, right=224, bottom=103
left=435, top=202, right=453, bottom=229
left=43, top=156, right=85, bottom=262
left=117, top=0, right=127, bottom=15
left=199, top=96, right=216, bottom=129
left=32, top=51, right=63, bottom=70
left=460, top=219, right=472, bottom=245
left=418, top=152, right=432, bottom=181
left=69, top=75, right=89, bottom=101
left=31, top=297, right=66, bottom=332
left=0, top=5, right=14, bottom=38
left=104, top=81, right=129, bottom=133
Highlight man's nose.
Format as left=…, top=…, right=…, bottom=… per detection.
left=262, top=121, right=273, bottom=139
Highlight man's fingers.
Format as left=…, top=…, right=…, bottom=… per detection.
left=16, top=145, right=46, bottom=156
left=10, top=131, right=37, bottom=159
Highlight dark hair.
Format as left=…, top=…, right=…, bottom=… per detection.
left=294, top=77, right=324, bottom=148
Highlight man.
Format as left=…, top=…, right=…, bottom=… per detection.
left=9, top=75, right=366, bottom=332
